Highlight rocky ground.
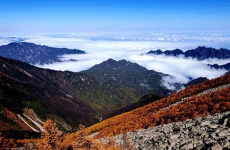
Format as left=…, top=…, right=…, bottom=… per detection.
left=99, top=111, right=230, bottom=149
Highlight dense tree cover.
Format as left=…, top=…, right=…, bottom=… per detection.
left=67, top=73, right=230, bottom=139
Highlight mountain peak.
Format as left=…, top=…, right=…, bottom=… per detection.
left=82, top=58, right=169, bottom=100
left=91, top=59, right=148, bottom=72
left=106, top=58, right=117, bottom=64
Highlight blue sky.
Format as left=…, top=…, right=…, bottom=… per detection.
left=0, top=0, right=230, bottom=34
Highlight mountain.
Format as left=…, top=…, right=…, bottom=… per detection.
left=0, top=56, right=144, bottom=137
left=184, top=77, right=208, bottom=87
left=61, top=72, right=230, bottom=149
left=0, top=56, right=172, bottom=139
left=82, top=59, right=171, bottom=102
left=0, top=42, right=85, bottom=65
left=0, top=56, right=99, bottom=134
left=147, top=46, right=230, bottom=60
left=209, top=62, right=230, bottom=71
left=2, top=58, right=230, bottom=149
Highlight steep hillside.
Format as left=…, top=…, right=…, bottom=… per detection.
left=0, top=42, right=85, bottom=65
left=0, top=56, right=99, bottom=133
left=105, top=94, right=162, bottom=119
left=1, top=56, right=171, bottom=138
left=0, top=56, right=145, bottom=137
left=147, top=46, right=230, bottom=60
left=82, top=59, right=171, bottom=103
left=64, top=72, right=230, bottom=143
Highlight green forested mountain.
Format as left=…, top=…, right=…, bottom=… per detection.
left=82, top=59, right=171, bottom=102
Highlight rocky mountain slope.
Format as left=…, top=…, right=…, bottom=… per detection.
left=0, top=42, right=85, bottom=65
left=62, top=72, right=230, bottom=149
left=101, top=111, right=230, bottom=149
left=146, top=46, right=230, bottom=60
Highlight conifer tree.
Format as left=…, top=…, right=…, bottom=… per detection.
left=39, top=119, right=62, bottom=149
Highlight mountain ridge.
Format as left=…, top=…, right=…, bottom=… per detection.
left=0, top=56, right=98, bottom=129
left=209, top=62, right=230, bottom=71
left=0, top=42, right=85, bottom=65
left=147, top=46, right=230, bottom=60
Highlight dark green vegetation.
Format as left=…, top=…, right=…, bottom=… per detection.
left=82, top=59, right=170, bottom=102
left=0, top=42, right=85, bottom=65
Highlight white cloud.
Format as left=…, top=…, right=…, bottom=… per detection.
left=129, top=54, right=228, bottom=89
left=0, top=36, right=229, bottom=90
left=29, top=37, right=228, bottom=82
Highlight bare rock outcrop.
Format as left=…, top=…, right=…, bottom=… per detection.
left=100, top=111, right=230, bottom=149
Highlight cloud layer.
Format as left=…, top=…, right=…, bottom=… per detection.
left=1, top=35, right=229, bottom=90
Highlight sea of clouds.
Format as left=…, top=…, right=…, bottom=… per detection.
left=0, top=33, right=229, bottom=90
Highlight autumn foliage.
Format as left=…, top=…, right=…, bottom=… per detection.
left=67, top=73, right=230, bottom=139
left=38, top=119, right=62, bottom=149
left=0, top=108, right=31, bottom=131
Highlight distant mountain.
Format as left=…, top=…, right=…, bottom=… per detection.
left=82, top=59, right=171, bottom=102
left=0, top=42, right=85, bottom=65
left=184, top=77, right=208, bottom=87
left=208, top=62, right=230, bottom=71
left=147, top=46, right=230, bottom=60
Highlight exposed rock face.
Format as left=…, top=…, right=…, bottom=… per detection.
left=101, top=111, right=230, bottom=149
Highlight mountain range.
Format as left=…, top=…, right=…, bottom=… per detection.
left=1, top=43, right=230, bottom=149
left=0, top=42, right=85, bottom=65
left=0, top=56, right=175, bottom=140
left=146, top=46, right=230, bottom=60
